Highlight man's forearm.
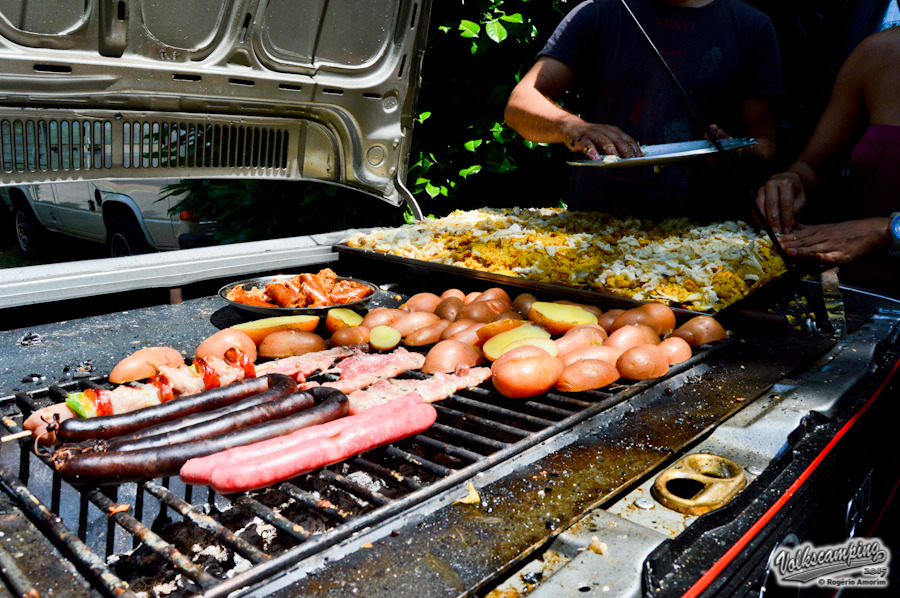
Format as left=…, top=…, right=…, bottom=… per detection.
left=504, top=87, right=584, bottom=145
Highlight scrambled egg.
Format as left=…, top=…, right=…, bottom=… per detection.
left=344, top=207, right=787, bottom=312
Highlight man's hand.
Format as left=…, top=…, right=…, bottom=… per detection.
left=707, top=124, right=730, bottom=140
left=777, top=218, right=892, bottom=263
left=755, top=172, right=807, bottom=234
left=562, top=122, right=643, bottom=160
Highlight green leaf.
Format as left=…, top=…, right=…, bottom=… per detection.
left=459, top=20, right=480, bottom=38
left=417, top=111, right=431, bottom=124
left=485, top=21, right=507, bottom=43
left=500, top=13, right=524, bottom=24
left=459, top=165, right=482, bottom=178
left=464, top=139, right=483, bottom=152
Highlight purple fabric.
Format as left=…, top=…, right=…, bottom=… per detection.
left=849, top=124, right=900, bottom=218
left=836, top=125, right=900, bottom=298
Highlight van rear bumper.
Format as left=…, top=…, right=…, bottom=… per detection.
left=178, top=232, right=218, bottom=249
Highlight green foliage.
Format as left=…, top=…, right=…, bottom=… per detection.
left=408, top=0, right=577, bottom=218
left=169, top=1, right=578, bottom=243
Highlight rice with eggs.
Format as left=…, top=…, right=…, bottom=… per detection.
left=344, top=207, right=786, bottom=311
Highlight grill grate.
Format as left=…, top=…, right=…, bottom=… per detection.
left=0, top=350, right=711, bottom=597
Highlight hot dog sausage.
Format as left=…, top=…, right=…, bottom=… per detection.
left=201, top=394, right=436, bottom=493
left=179, top=392, right=423, bottom=486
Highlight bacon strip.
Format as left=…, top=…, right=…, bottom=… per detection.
left=254, top=345, right=366, bottom=381
left=317, top=347, right=427, bottom=394
left=346, top=365, right=492, bottom=415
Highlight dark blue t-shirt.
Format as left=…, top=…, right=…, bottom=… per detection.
left=541, top=0, right=781, bottom=217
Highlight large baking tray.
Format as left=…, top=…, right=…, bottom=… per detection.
left=335, top=244, right=798, bottom=319
left=567, top=138, right=756, bottom=169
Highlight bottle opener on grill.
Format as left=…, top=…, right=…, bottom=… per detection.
left=651, top=453, right=747, bottom=516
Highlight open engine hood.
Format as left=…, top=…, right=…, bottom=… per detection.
left=0, top=0, right=431, bottom=213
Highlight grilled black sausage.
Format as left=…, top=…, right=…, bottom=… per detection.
left=103, top=375, right=298, bottom=451
left=107, top=387, right=314, bottom=452
left=51, top=386, right=349, bottom=485
left=55, top=375, right=275, bottom=442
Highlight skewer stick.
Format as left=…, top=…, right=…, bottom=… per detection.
left=1, top=430, right=32, bottom=443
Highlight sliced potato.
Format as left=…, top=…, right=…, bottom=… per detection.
left=554, top=300, right=604, bottom=320
left=482, top=323, right=551, bottom=361
left=325, top=308, right=364, bottom=333
left=231, top=315, right=320, bottom=345
left=527, top=301, right=598, bottom=335
left=369, top=325, right=402, bottom=351
left=476, top=318, right=528, bottom=342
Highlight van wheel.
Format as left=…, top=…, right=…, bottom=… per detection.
left=107, top=214, right=152, bottom=257
left=13, top=202, right=44, bottom=259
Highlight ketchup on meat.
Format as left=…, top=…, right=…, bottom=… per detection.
left=194, top=358, right=221, bottom=389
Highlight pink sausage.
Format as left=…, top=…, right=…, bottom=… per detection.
left=179, top=393, right=424, bottom=486
left=23, top=403, right=77, bottom=445
left=205, top=400, right=436, bottom=493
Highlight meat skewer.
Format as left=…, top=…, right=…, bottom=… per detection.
left=22, top=345, right=367, bottom=445
left=55, top=375, right=282, bottom=442
left=22, top=350, right=258, bottom=444
left=52, top=386, right=349, bottom=486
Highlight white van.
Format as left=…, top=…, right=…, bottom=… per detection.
left=1, top=179, right=217, bottom=258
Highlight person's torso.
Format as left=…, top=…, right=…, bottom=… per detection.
left=544, top=0, right=773, bottom=216
left=574, top=0, right=754, bottom=143
left=849, top=124, right=900, bottom=218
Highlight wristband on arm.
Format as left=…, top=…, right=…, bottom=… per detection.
left=889, top=212, right=900, bottom=257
